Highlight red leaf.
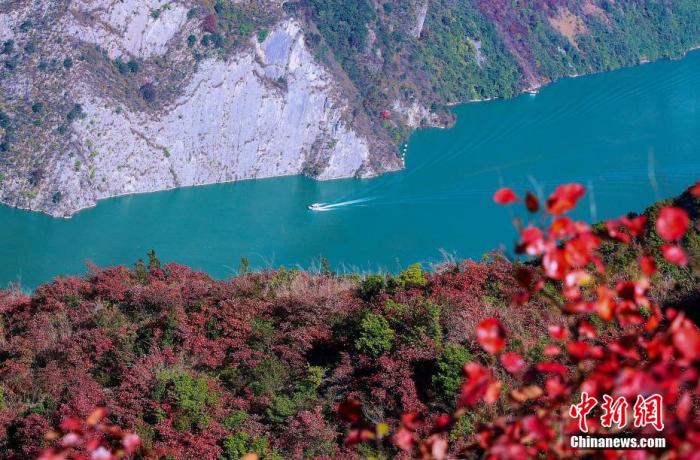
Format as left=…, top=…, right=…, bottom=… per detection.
left=567, top=341, right=590, bottom=359
left=458, top=363, right=498, bottom=407
left=401, top=412, right=423, bottom=431
left=520, top=226, right=545, bottom=256
left=500, top=352, right=526, bottom=373
left=337, top=399, right=362, bottom=423
left=430, top=436, right=448, bottom=460
left=640, top=255, right=657, bottom=276
left=493, top=187, right=518, bottom=205
left=536, top=361, right=568, bottom=375
left=525, top=192, right=539, bottom=212
left=624, top=215, right=648, bottom=237
left=393, top=427, right=415, bottom=451
left=577, top=320, right=597, bottom=339
left=656, top=206, right=690, bottom=241
left=543, top=247, right=567, bottom=280
left=60, top=418, right=82, bottom=432
left=431, top=414, right=454, bottom=433
left=689, top=180, right=700, bottom=197
left=544, top=344, right=561, bottom=357
left=549, top=217, right=575, bottom=239
left=476, top=318, right=506, bottom=354
left=544, top=376, right=568, bottom=398
left=547, top=324, right=568, bottom=341
left=86, top=408, right=108, bottom=427
left=662, top=244, right=688, bottom=266
left=671, top=315, right=700, bottom=361
left=522, top=415, right=553, bottom=442
left=122, top=433, right=141, bottom=454
left=545, top=183, right=585, bottom=215
left=605, top=219, right=631, bottom=243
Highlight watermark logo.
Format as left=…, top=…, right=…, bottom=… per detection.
left=569, top=392, right=664, bottom=433
left=569, top=393, right=666, bottom=450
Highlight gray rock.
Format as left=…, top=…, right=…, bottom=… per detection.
left=0, top=3, right=401, bottom=217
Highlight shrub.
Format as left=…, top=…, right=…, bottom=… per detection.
left=221, top=432, right=250, bottom=459
left=139, top=83, right=157, bottom=103
left=432, top=344, right=472, bottom=405
left=66, top=104, right=85, bottom=122
left=153, top=369, right=219, bottom=430
left=355, top=312, right=394, bottom=357
left=222, top=410, right=248, bottom=430
left=127, top=59, right=139, bottom=73
left=222, top=433, right=278, bottom=460
left=202, top=13, right=218, bottom=33
left=397, top=263, right=428, bottom=289
left=1, top=40, right=13, bottom=54
left=359, top=274, right=386, bottom=299
left=248, top=357, right=288, bottom=396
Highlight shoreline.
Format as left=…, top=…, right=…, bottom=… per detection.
left=465, top=45, right=700, bottom=104
left=3, top=45, right=700, bottom=220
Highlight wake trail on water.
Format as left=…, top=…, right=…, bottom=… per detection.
left=311, top=197, right=376, bottom=211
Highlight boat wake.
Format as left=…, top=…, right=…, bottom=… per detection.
left=308, top=197, right=374, bottom=211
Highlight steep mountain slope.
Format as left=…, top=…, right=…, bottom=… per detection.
left=1, top=0, right=699, bottom=217
left=0, top=1, right=400, bottom=217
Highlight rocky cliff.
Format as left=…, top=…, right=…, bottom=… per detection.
left=0, top=1, right=400, bottom=217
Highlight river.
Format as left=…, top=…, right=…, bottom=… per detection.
left=2, top=51, right=700, bottom=289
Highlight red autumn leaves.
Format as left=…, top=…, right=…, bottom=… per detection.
left=656, top=206, right=691, bottom=266
left=493, top=184, right=586, bottom=215
left=496, top=181, right=695, bottom=269
left=546, top=183, right=585, bottom=215
left=493, top=187, right=518, bottom=205
left=337, top=181, right=700, bottom=458
left=476, top=318, right=506, bottom=354
left=39, top=408, right=140, bottom=460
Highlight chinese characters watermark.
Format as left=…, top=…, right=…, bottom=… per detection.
left=569, top=392, right=664, bottom=432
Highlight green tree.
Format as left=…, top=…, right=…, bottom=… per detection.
left=433, top=344, right=472, bottom=405
left=153, top=369, right=219, bottom=430
left=238, top=256, right=250, bottom=275
left=355, top=313, right=394, bottom=357
left=147, top=249, right=161, bottom=271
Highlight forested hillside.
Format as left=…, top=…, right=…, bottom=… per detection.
left=296, top=0, right=700, bottom=138
left=1, top=184, right=699, bottom=458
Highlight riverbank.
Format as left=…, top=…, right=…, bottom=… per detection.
left=2, top=50, right=700, bottom=289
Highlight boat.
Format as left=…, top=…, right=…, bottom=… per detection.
left=308, top=203, right=325, bottom=211
left=526, top=88, right=539, bottom=96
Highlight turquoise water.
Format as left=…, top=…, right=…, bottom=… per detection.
left=3, top=52, right=700, bottom=289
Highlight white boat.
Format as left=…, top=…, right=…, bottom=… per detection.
left=526, top=88, right=539, bottom=96
left=308, top=203, right=324, bottom=211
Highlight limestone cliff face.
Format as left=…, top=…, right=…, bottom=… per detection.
left=0, top=1, right=401, bottom=217
left=55, top=19, right=393, bottom=216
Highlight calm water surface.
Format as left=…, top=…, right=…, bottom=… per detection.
left=3, top=52, right=700, bottom=289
